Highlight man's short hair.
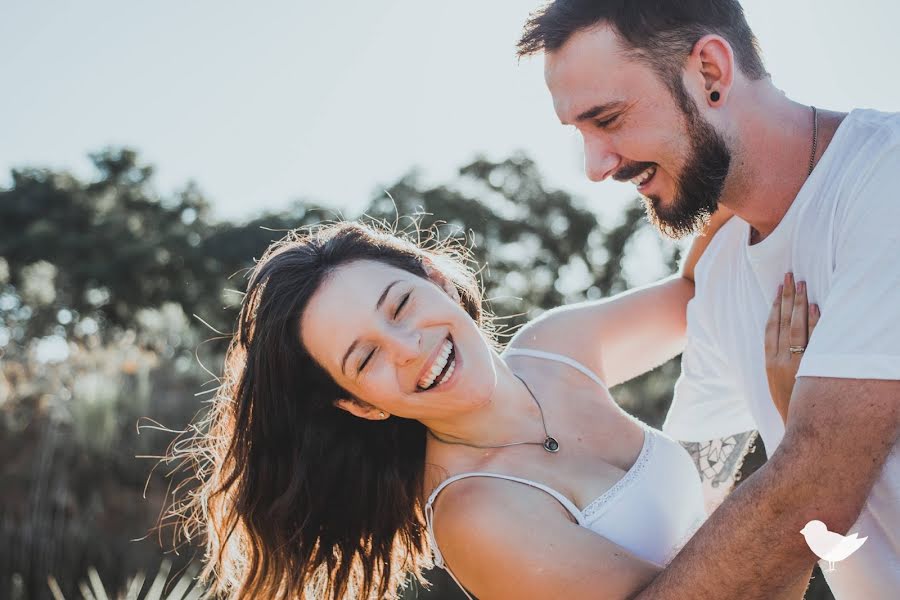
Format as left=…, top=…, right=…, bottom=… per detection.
left=518, top=0, right=768, bottom=85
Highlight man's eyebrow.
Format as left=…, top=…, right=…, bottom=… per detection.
left=573, top=101, right=626, bottom=123
left=340, top=279, right=402, bottom=376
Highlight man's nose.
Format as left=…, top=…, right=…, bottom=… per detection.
left=584, top=137, right=620, bottom=182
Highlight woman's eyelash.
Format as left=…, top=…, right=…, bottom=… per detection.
left=595, top=114, right=619, bottom=128
left=359, top=350, right=373, bottom=373
left=394, top=292, right=411, bottom=318
left=358, top=292, right=412, bottom=374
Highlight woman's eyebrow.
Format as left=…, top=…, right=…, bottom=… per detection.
left=340, top=279, right=402, bottom=376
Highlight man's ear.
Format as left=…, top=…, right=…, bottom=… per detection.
left=422, top=258, right=461, bottom=302
left=335, top=398, right=389, bottom=421
left=689, top=34, right=735, bottom=106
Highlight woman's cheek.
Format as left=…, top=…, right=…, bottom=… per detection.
left=372, top=365, right=398, bottom=400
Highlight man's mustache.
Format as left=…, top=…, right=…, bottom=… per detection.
left=612, top=162, right=656, bottom=182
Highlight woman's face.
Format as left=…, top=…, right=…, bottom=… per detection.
left=300, top=259, right=498, bottom=421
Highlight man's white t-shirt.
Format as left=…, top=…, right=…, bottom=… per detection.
left=663, top=109, right=900, bottom=599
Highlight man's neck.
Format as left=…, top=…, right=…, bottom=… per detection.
left=717, top=85, right=845, bottom=243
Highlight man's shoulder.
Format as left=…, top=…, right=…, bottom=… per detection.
left=824, top=109, right=900, bottom=221
left=836, top=109, right=900, bottom=168
left=844, top=108, right=900, bottom=135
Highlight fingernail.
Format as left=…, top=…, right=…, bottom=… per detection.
left=798, top=282, right=805, bottom=294
left=776, top=284, right=783, bottom=297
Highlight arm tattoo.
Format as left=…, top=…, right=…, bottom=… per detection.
left=680, top=431, right=758, bottom=488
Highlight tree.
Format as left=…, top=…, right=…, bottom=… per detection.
left=0, top=149, right=217, bottom=351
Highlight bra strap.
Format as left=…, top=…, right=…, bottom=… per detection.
left=426, top=472, right=584, bottom=525
left=424, top=472, right=585, bottom=599
left=502, top=347, right=608, bottom=389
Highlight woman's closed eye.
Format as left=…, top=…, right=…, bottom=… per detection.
left=394, top=292, right=411, bottom=319
left=358, top=292, right=412, bottom=375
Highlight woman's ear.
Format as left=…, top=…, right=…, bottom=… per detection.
left=335, top=398, right=389, bottom=421
left=422, top=258, right=461, bottom=302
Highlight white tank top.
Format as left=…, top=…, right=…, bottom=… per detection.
left=423, top=348, right=708, bottom=599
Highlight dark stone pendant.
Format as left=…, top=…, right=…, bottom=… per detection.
left=543, top=436, right=560, bottom=453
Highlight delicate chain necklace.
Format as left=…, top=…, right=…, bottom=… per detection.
left=750, top=105, right=819, bottom=245
left=808, top=106, right=819, bottom=176
left=427, top=373, right=560, bottom=453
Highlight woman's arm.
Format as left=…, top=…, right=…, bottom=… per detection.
left=507, top=207, right=734, bottom=388
left=432, top=478, right=661, bottom=600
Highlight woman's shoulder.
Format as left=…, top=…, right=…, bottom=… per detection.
left=427, top=469, right=662, bottom=598
left=502, top=306, right=566, bottom=352
left=503, top=316, right=580, bottom=367
left=501, top=328, right=608, bottom=391
left=428, top=471, right=577, bottom=547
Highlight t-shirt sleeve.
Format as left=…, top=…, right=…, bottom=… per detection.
left=663, top=278, right=756, bottom=442
left=797, top=143, right=900, bottom=381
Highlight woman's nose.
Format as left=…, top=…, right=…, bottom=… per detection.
left=390, top=328, right=421, bottom=364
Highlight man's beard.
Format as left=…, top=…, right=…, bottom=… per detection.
left=643, top=97, right=732, bottom=240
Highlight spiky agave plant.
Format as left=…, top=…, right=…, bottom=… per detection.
left=47, top=561, right=206, bottom=600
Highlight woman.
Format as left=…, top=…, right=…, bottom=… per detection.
left=174, top=213, right=817, bottom=600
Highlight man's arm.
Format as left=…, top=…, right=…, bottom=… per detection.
left=635, top=376, right=900, bottom=599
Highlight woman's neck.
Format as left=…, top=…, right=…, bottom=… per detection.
left=421, top=352, right=549, bottom=452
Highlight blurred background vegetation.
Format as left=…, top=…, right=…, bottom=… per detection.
left=0, top=148, right=830, bottom=599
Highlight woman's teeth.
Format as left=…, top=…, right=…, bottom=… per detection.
left=418, top=337, right=455, bottom=391
left=630, top=166, right=656, bottom=187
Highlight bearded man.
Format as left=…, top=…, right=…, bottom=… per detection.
left=518, top=1, right=900, bottom=598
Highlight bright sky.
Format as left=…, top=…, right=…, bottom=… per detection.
left=3, top=0, right=899, bottom=226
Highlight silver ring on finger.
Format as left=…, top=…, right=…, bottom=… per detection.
left=789, top=345, right=806, bottom=355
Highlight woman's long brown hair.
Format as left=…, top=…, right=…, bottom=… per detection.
left=167, top=221, right=493, bottom=599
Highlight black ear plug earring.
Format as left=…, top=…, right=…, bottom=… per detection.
left=710, top=91, right=721, bottom=102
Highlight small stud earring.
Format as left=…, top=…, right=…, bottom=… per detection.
left=379, top=411, right=386, bottom=419
left=710, top=91, right=721, bottom=102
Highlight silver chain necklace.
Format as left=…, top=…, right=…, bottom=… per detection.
left=808, top=106, right=819, bottom=176
left=750, top=105, right=819, bottom=245
left=428, top=373, right=560, bottom=453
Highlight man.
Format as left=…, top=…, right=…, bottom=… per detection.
left=518, top=1, right=899, bottom=598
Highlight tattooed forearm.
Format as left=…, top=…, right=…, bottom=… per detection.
left=680, top=431, right=757, bottom=486
left=680, top=431, right=759, bottom=514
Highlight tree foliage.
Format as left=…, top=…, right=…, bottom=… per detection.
left=1, top=149, right=679, bottom=358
